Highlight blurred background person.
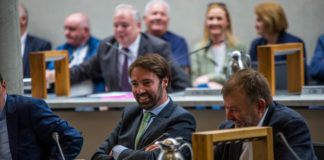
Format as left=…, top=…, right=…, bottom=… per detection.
left=190, top=3, right=245, bottom=89
left=249, top=1, right=308, bottom=84
left=19, top=3, right=51, bottom=78
left=143, top=0, right=190, bottom=74
left=47, top=13, right=105, bottom=94
left=310, top=34, right=324, bottom=85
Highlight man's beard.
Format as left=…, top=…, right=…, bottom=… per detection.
left=135, top=83, right=163, bottom=110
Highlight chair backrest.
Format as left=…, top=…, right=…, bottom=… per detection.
left=252, top=61, right=288, bottom=90
left=313, top=142, right=324, bottom=160
left=192, top=126, right=274, bottom=160
left=257, top=43, right=304, bottom=96
left=30, top=50, right=70, bottom=98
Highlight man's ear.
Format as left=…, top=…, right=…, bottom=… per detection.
left=256, top=98, right=266, bottom=115
left=162, top=77, right=168, bottom=88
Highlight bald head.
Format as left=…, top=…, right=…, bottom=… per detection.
left=64, top=13, right=90, bottom=47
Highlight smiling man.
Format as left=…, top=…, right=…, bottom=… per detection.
left=91, top=54, right=196, bottom=160
left=214, top=69, right=316, bottom=160
left=143, top=0, right=190, bottom=74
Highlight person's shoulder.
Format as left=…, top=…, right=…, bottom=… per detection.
left=219, top=120, right=234, bottom=129
left=142, top=32, right=168, bottom=45
left=270, top=101, right=306, bottom=123
left=89, top=36, right=100, bottom=44
left=165, top=31, right=186, bottom=41
left=251, top=36, right=264, bottom=46
left=281, top=32, right=304, bottom=43
left=27, top=34, right=51, bottom=44
left=7, top=94, right=47, bottom=111
left=318, top=34, right=324, bottom=42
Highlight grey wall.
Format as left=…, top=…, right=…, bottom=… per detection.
left=20, top=0, right=324, bottom=64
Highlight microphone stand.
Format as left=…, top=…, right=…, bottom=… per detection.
left=276, top=132, right=301, bottom=160
left=169, top=40, right=224, bottom=64
left=52, top=132, right=66, bottom=160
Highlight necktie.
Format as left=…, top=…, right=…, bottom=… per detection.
left=134, top=112, right=153, bottom=149
left=121, top=48, right=131, bottom=91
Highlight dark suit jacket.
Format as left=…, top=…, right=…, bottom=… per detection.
left=70, top=33, right=191, bottom=92
left=214, top=101, right=317, bottom=160
left=5, top=94, right=83, bottom=160
left=91, top=99, right=196, bottom=160
left=23, top=34, right=51, bottom=78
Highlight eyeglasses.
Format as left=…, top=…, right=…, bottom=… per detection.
left=208, top=2, right=227, bottom=8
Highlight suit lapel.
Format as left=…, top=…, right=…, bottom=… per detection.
left=138, top=33, right=148, bottom=56
left=104, top=39, right=121, bottom=90
left=137, top=100, right=174, bottom=148
left=6, top=95, right=18, bottom=160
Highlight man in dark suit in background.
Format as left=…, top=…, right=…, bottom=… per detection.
left=19, top=4, right=51, bottom=78
left=0, top=72, right=83, bottom=159
left=91, top=54, right=196, bottom=160
left=47, top=4, right=191, bottom=92
left=214, top=69, right=316, bottom=160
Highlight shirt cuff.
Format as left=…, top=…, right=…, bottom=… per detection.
left=112, top=145, right=127, bottom=160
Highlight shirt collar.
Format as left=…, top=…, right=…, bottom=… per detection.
left=21, top=31, right=28, bottom=45
left=257, top=107, right=269, bottom=126
left=118, top=34, right=141, bottom=58
left=144, top=97, right=170, bottom=116
left=0, top=95, right=7, bottom=119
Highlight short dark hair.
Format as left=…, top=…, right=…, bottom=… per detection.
left=0, top=72, right=3, bottom=83
left=128, top=53, right=171, bottom=90
left=222, top=69, right=273, bottom=106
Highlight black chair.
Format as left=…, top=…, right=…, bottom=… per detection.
left=313, top=142, right=324, bottom=159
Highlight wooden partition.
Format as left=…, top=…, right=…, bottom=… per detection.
left=192, top=126, right=273, bottom=160
left=257, top=43, right=304, bottom=96
left=29, top=50, right=70, bottom=99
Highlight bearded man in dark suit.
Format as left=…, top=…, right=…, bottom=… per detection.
left=91, top=53, right=196, bottom=160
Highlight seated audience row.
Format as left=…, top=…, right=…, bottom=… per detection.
left=23, top=1, right=323, bottom=92
left=1, top=54, right=317, bottom=159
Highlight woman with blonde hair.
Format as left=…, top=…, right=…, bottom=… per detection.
left=190, top=3, right=245, bottom=88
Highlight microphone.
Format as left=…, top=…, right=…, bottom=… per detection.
left=276, top=132, right=301, bottom=160
left=123, top=132, right=169, bottom=160
left=52, top=132, right=66, bottom=160
left=169, top=40, right=224, bottom=63
left=106, top=42, right=133, bottom=58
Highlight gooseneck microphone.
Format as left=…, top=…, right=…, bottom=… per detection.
left=106, top=42, right=133, bottom=58
left=123, top=132, right=169, bottom=160
left=276, top=132, right=301, bottom=160
left=169, top=40, right=224, bottom=63
left=52, top=132, right=66, bottom=160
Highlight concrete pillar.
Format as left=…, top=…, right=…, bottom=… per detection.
left=0, top=0, right=23, bottom=94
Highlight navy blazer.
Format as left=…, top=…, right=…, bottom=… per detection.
left=5, top=95, right=83, bottom=160
left=91, top=99, right=196, bottom=160
left=23, top=34, right=51, bottom=78
left=310, top=34, right=324, bottom=84
left=70, top=33, right=191, bottom=92
left=214, top=101, right=317, bottom=160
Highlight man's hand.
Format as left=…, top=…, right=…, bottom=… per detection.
left=145, top=144, right=160, bottom=152
left=46, top=70, right=55, bottom=83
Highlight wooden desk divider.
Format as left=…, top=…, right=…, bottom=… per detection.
left=29, top=50, right=70, bottom=99
left=192, top=126, right=273, bottom=160
left=257, top=43, right=304, bottom=96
